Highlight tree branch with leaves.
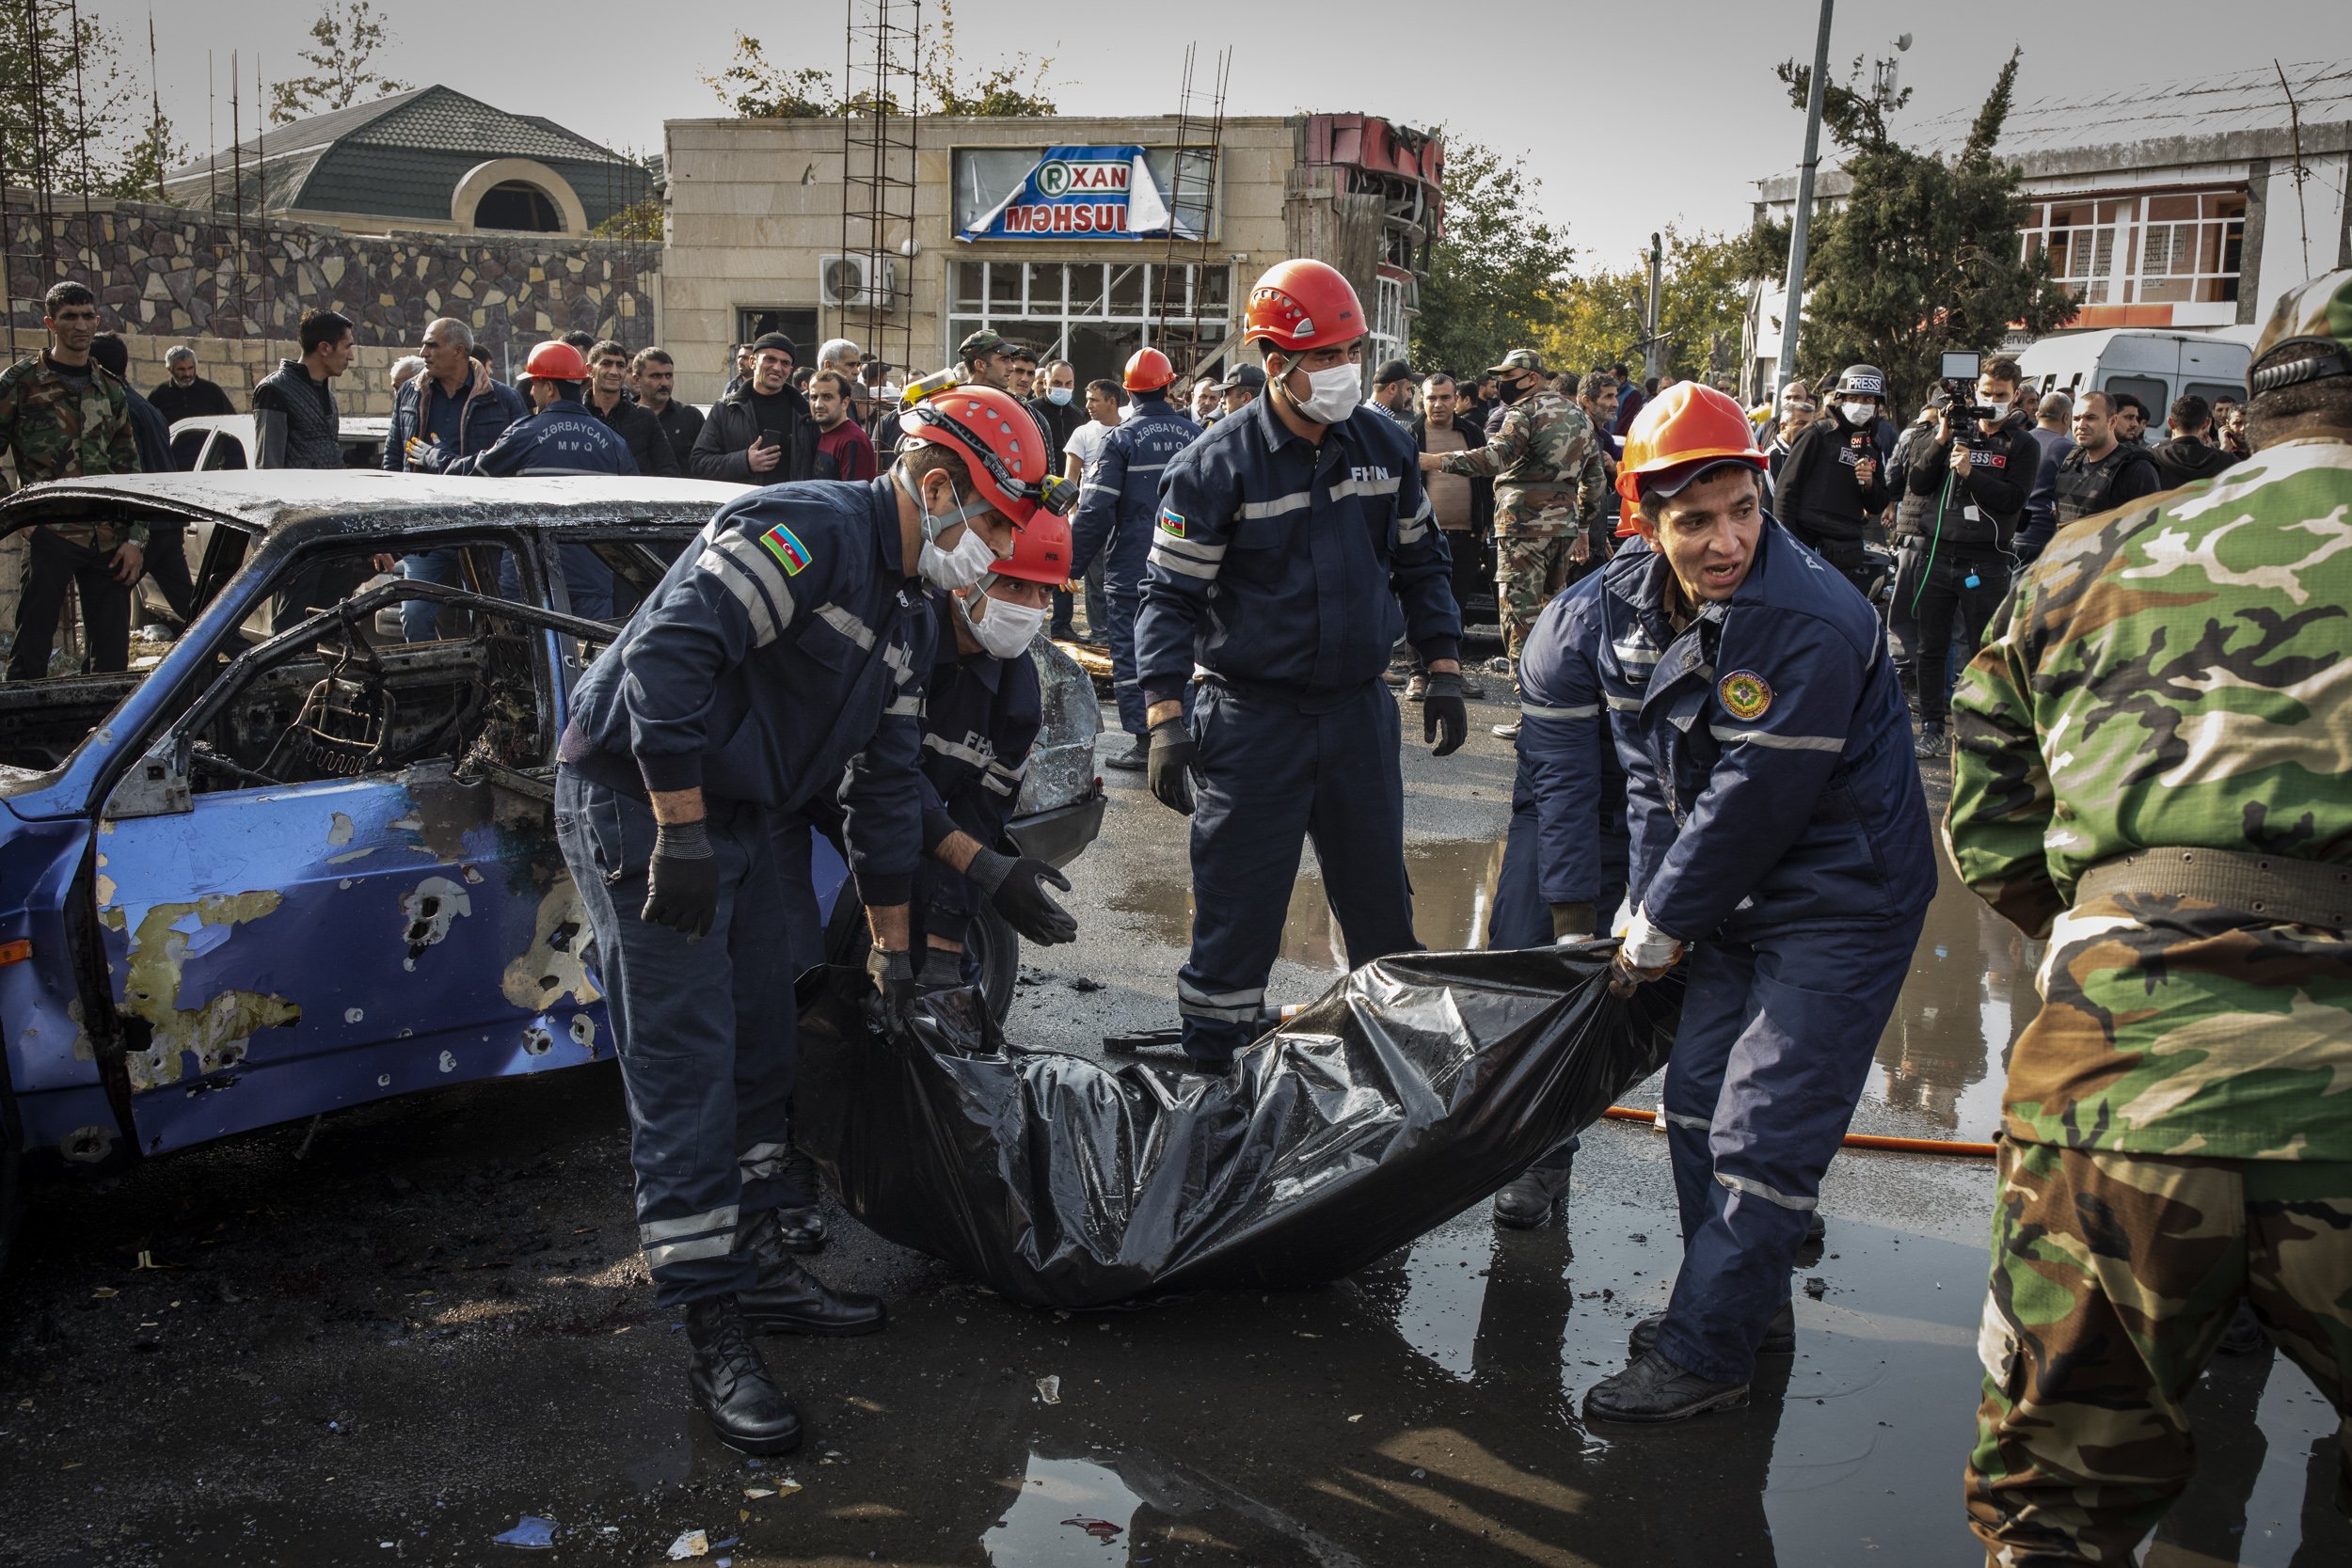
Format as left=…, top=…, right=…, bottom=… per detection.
left=270, top=1, right=408, bottom=125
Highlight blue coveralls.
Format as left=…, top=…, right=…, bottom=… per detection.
left=415, top=393, right=636, bottom=621
left=1487, top=563, right=1638, bottom=1174
left=554, top=477, right=930, bottom=1307
left=1598, top=518, right=1932, bottom=1383
left=1136, top=392, right=1463, bottom=1065
left=1070, top=390, right=1202, bottom=738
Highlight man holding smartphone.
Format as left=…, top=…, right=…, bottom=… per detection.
left=692, top=331, right=818, bottom=485
left=1895, top=354, right=2036, bottom=760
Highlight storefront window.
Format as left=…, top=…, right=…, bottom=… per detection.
left=946, top=261, right=1232, bottom=387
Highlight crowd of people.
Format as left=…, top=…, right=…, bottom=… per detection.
left=0, top=250, right=2345, bottom=1568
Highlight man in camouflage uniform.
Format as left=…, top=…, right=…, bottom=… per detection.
left=1947, top=269, right=2352, bottom=1566
left=0, top=281, right=145, bottom=680
left=1420, top=350, right=1603, bottom=708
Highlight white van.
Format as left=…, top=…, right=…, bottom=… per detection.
left=2016, top=329, right=2249, bottom=417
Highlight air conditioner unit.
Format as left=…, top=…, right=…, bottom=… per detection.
left=819, top=252, right=898, bottom=309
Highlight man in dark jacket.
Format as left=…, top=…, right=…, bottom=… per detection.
left=693, top=333, right=818, bottom=486
left=148, top=345, right=235, bottom=424
left=633, top=348, right=705, bottom=471
left=385, top=318, right=529, bottom=640
left=88, top=334, right=192, bottom=621
left=583, top=339, right=680, bottom=478
left=251, top=309, right=355, bottom=469
left=1769, top=363, right=1889, bottom=596
left=1895, top=356, right=2038, bottom=758
left=407, top=341, right=636, bottom=620
left=2054, top=391, right=2163, bottom=531
left=1028, top=357, right=1088, bottom=638
left=2148, top=393, right=2239, bottom=490
left=2014, top=391, right=2074, bottom=563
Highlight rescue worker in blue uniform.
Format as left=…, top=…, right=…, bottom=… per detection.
left=406, top=340, right=636, bottom=621
left=1581, top=383, right=1933, bottom=1424
left=1136, top=258, right=1470, bottom=1069
left=553, top=384, right=1074, bottom=1455
left=1482, top=533, right=1641, bottom=1227
left=1070, top=346, right=1202, bottom=771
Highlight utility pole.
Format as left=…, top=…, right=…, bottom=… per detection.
left=1775, top=0, right=1834, bottom=393
left=1645, top=231, right=1663, bottom=383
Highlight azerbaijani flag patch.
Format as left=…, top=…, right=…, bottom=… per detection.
left=758, top=521, right=813, bottom=575
left=1157, top=508, right=1186, bottom=538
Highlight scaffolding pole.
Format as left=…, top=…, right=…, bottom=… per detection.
left=839, top=0, right=919, bottom=384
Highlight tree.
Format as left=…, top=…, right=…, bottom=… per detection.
left=592, top=154, right=664, bottom=243
left=1415, top=137, right=1574, bottom=376
left=0, top=0, right=167, bottom=198
left=1539, top=229, right=1761, bottom=386
left=706, top=4, right=1057, bottom=119
left=270, top=1, right=408, bottom=125
left=1773, top=47, right=2075, bottom=408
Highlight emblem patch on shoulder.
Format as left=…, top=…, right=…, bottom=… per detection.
left=1718, top=670, right=1772, bottom=721
left=1157, top=509, right=1186, bottom=538
left=759, top=521, right=813, bottom=575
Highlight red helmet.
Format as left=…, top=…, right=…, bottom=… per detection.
left=1615, top=382, right=1767, bottom=509
left=1122, top=347, right=1174, bottom=393
left=1244, top=259, right=1364, bottom=354
left=989, top=513, right=1072, bottom=586
left=521, top=341, right=588, bottom=382
left=899, top=384, right=1073, bottom=528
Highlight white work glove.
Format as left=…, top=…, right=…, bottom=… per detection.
left=1608, top=898, right=1637, bottom=940
left=1609, top=906, right=1683, bottom=994
left=1553, top=929, right=1593, bottom=948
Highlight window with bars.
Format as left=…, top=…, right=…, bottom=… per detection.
left=947, top=261, right=1232, bottom=388
left=2020, top=189, right=2246, bottom=307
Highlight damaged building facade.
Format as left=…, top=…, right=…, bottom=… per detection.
left=659, top=112, right=1443, bottom=402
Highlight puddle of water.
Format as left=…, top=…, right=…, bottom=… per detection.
left=983, top=1454, right=1139, bottom=1566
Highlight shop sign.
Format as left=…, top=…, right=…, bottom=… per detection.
left=959, top=145, right=1172, bottom=241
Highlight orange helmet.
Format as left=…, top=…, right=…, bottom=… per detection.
left=1244, top=259, right=1364, bottom=354
left=989, top=513, right=1072, bottom=585
left=1614, top=382, right=1767, bottom=509
left=521, top=341, right=589, bottom=383
left=1123, top=347, right=1174, bottom=393
left=899, top=384, right=1073, bottom=528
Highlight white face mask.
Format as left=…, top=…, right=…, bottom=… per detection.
left=1838, top=400, right=1875, bottom=426
left=958, top=585, right=1045, bottom=658
left=1278, top=357, right=1362, bottom=425
left=898, top=465, right=1000, bottom=590
left=1046, top=386, right=1073, bottom=406
left=1981, top=397, right=2011, bottom=420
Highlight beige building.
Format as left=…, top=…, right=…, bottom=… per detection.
left=660, top=112, right=1443, bottom=404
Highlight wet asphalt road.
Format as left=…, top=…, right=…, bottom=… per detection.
left=2, top=682, right=2346, bottom=1568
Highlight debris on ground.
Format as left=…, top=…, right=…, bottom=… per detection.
left=492, top=1516, right=557, bottom=1550
left=665, top=1528, right=709, bottom=1559
left=1037, top=1374, right=1061, bottom=1404
left=1062, top=1516, right=1121, bottom=1542
left=1804, top=1276, right=1829, bottom=1299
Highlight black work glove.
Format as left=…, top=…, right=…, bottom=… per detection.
left=1146, top=716, right=1196, bottom=816
left=916, top=946, right=965, bottom=991
left=641, top=820, right=719, bottom=941
left=1422, top=671, right=1468, bottom=757
left=865, top=946, right=918, bottom=1039
left=967, top=847, right=1078, bottom=945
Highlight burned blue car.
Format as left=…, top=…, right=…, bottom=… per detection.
left=0, top=473, right=1104, bottom=1268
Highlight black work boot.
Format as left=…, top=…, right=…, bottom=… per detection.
left=1629, top=1299, right=1795, bottom=1361
left=1104, top=736, right=1148, bottom=771
left=736, top=1210, right=887, bottom=1338
left=1492, top=1160, right=1574, bottom=1229
left=1582, top=1351, right=1750, bottom=1424
left=1915, top=721, right=1947, bottom=761
left=684, top=1296, right=803, bottom=1454
left=770, top=1149, right=827, bottom=1255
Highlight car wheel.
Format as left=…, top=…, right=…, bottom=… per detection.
left=0, top=1065, right=22, bottom=1283
left=820, top=892, right=1019, bottom=1026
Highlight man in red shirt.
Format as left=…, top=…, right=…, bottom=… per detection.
left=808, top=370, right=878, bottom=483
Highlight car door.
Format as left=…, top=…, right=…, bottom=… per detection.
left=90, top=537, right=609, bottom=1156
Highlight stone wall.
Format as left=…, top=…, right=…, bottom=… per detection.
left=1, top=190, right=660, bottom=388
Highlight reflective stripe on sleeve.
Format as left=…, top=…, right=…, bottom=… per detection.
left=923, top=732, right=992, bottom=768
left=1522, top=701, right=1600, bottom=721
left=1238, top=490, right=1312, bottom=520
left=1149, top=545, right=1219, bottom=580
left=884, top=695, right=923, bottom=718
left=1708, top=725, right=1844, bottom=752
left=696, top=546, right=782, bottom=646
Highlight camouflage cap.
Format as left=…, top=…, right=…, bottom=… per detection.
left=2250, top=267, right=2352, bottom=394
left=958, top=327, right=1012, bottom=362
left=1485, top=348, right=1546, bottom=377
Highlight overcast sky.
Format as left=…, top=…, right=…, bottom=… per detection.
left=108, top=0, right=2352, bottom=271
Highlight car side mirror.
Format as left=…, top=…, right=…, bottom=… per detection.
left=106, top=741, right=192, bottom=819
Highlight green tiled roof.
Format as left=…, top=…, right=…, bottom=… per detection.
left=161, top=86, right=649, bottom=228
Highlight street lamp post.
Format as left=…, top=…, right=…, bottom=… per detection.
left=1776, top=0, right=1835, bottom=393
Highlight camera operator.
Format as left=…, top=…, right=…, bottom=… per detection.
left=1896, top=356, right=2035, bottom=761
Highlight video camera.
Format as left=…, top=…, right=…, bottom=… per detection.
left=1942, top=350, right=2000, bottom=425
